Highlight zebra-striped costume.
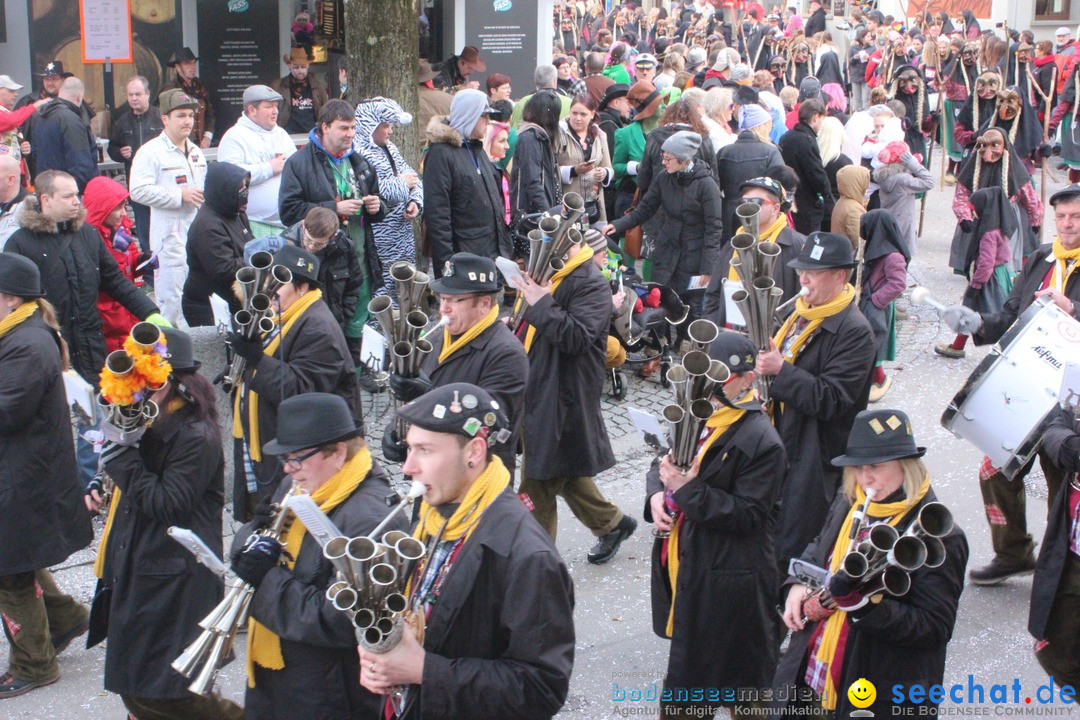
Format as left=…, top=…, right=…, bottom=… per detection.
left=354, top=97, right=424, bottom=304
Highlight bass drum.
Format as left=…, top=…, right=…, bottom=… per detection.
left=941, top=297, right=1080, bottom=479
left=49, top=37, right=163, bottom=113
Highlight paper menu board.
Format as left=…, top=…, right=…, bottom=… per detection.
left=80, top=0, right=134, bottom=63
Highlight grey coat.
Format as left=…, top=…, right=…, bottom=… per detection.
left=873, top=156, right=934, bottom=254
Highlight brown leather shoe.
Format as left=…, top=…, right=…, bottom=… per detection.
left=638, top=358, right=661, bottom=377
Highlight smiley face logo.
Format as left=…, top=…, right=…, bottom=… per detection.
left=848, top=678, right=876, bottom=709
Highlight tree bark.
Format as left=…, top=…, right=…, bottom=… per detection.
left=343, top=0, right=421, bottom=165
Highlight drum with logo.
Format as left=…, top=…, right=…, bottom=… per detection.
left=941, top=297, right=1080, bottom=478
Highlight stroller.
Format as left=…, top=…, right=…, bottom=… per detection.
left=607, top=269, right=689, bottom=400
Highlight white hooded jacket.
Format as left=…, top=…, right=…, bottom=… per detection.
left=216, top=114, right=297, bottom=224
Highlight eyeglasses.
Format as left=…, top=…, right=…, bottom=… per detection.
left=278, top=447, right=322, bottom=472
left=302, top=231, right=331, bottom=251
left=438, top=294, right=478, bottom=305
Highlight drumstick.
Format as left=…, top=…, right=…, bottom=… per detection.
left=911, top=286, right=946, bottom=311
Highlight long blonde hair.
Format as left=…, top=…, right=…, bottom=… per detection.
left=34, top=298, right=70, bottom=370
left=749, top=120, right=773, bottom=144
left=816, top=116, right=845, bottom=166
left=841, top=457, right=928, bottom=511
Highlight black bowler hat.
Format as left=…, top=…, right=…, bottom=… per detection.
left=428, top=253, right=499, bottom=294
left=273, top=245, right=320, bottom=286
left=787, top=232, right=858, bottom=271
left=0, top=252, right=45, bottom=298
left=598, top=83, right=629, bottom=112
left=397, top=382, right=510, bottom=447
left=1050, top=184, right=1080, bottom=206
left=167, top=47, right=198, bottom=67
left=708, top=331, right=757, bottom=374
left=263, top=393, right=363, bottom=455
left=831, top=409, right=926, bottom=467
left=161, top=328, right=200, bottom=372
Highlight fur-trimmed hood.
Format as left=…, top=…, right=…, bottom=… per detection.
left=426, top=115, right=464, bottom=147
left=17, top=195, right=87, bottom=234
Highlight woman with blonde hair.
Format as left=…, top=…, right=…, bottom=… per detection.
left=817, top=116, right=852, bottom=231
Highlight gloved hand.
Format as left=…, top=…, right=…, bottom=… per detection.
left=381, top=421, right=407, bottom=464
left=1040, top=144, right=1053, bottom=159
left=828, top=570, right=868, bottom=611
left=228, top=332, right=265, bottom=363
left=942, top=304, right=982, bottom=335
left=250, top=495, right=276, bottom=532
left=802, top=592, right=836, bottom=622
left=958, top=219, right=974, bottom=234
left=389, top=372, right=434, bottom=403
left=112, top=229, right=133, bottom=252
left=136, top=252, right=158, bottom=272
left=231, top=535, right=282, bottom=587
left=145, top=312, right=172, bottom=328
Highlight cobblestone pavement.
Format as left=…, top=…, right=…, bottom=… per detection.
left=3, top=158, right=1073, bottom=718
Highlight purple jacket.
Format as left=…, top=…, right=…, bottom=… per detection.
left=970, top=229, right=1011, bottom=288
left=867, top=252, right=907, bottom=309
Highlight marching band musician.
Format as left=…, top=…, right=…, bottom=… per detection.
left=231, top=392, right=406, bottom=720
left=514, top=228, right=637, bottom=564
left=938, top=184, right=1080, bottom=585
left=382, top=253, right=528, bottom=474
left=358, top=383, right=575, bottom=720
left=774, top=409, right=968, bottom=718
left=754, top=232, right=876, bottom=578
left=229, top=245, right=363, bottom=520
left=647, top=332, right=786, bottom=718
left=88, top=328, right=241, bottom=719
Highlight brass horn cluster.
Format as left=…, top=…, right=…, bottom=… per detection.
left=172, top=486, right=301, bottom=695
left=97, top=321, right=170, bottom=435
left=729, top=201, right=783, bottom=403
left=369, top=261, right=432, bottom=378
left=508, top=192, right=586, bottom=332
left=663, top=320, right=729, bottom=470
left=224, top=251, right=292, bottom=388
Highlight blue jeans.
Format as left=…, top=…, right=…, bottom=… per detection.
left=76, top=423, right=98, bottom=491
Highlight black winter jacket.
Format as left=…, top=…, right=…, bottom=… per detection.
left=282, top=222, right=361, bottom=330
left=423, top=117, right=513, bottom=275
left=636, top=123, right=720, bottom=201
left=183, top=161, right=253, bottom=326
left=0, top=313, right=91, bottom=575
left=779, top=122, right=833, bottom=235
left=511, top=123, right=560, bottom=217
left=716, top=131, right=786, bottom=240
left=975, top=244, right=1080, bottom=345
left=34, top=98, right=98, bottom=192
left=108, top=105, right=164, bottom=175
left=6, top=199, right=158, bottom=386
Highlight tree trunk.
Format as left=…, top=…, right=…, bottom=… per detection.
left=343, top=0, right=421, bottom=165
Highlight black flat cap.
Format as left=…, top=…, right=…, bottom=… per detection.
left=263, top=393, right=363, bottom=455
left=787, top=232, right=858, bottom=270
left=429, top=253, right=499, bottom=294
left=397, top=382, right=510, bottom=447
left=599, top=83, right=630, bottom=112
left=273, top=245, right=320, bottom=286
left=708, top=331, right=758, bottom=374
left=161, top=328, right=200, bottom=372
left=1050, top=184, right=1080, bottom=206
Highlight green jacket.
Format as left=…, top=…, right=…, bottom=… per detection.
left=602, top=65, right=633, bottom=84
left=612, top=121, right=646, bottom=192
left=510, top=92, right=572, bottom=128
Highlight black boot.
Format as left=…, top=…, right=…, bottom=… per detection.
left=587, top=515, right=638, bottom=565
left=968, top=556, right=1036, bottom=586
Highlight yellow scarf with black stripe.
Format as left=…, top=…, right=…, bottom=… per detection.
left=232, top=289, right=323, bottom=463
left=814, top=476, right=930, bottom=709
left=727, top=215, right=788, bottom=281
left=1052, top=237, right=1080, bottom=292
left=519, top=246, right=595, bottom=353
left=664, top=393, right=752, bottom=637
left=246, top=446, right=372, bottom=685
left=0, top=300, right=38, bottom=340
left=438, top=305, right=498, bottom=364
left=773, top=284, right=855, bottom=364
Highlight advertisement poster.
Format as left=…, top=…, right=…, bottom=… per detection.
left=466, top=0, right=538, bottom=96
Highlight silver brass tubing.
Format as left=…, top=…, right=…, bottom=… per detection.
left=326, top=580, right=351, bottom=603
left=735, top=201, right=761, bottom=239
left=394, top=536, right=426, bottom=582
left=352, top=608, right=376, bottom=630
left=260, top=264, right=292, bottom=298
left=526, top=230, right=547, bottom=277
left=909, top=502, right=954, bottom=538
left=105, top=350, right=134, bottom=375
left=405, top=310, right=428, bottom=345
left=412, top=340, right=432, bottom=375
left=384, top=592, right=408, bottom=616
left=686, top=319, right=719, bottom=352
left=172, top=627, right=216, bottom=676
left=369, top=295, right=398, bottom=343
left=347, top=536, right=380, bottom=590
left=922, top=536, right=947, bottom=568
left=681, top=350, right=712, bottom=399
left=392, top=341, right=413, bottom=376
left=662, top=404, right=687, bottom=463
left=331, top=586, right=359, bottom=612
left=755, top=241, right=782, bottom=278
left=256, top=316, right=276, bottom=335
left=842, top=551, right=870, bottom=578
left=324, top=537, right=352, bottom=582
left=235, top=266, right=258, bottom=304
left=130, top=321, right=163, bottom=349
left=249, top=250, right=273, bottom=271
left=249, top=293, right=272, bottom=315
left=187, top=633, right=228, bottom=695
left=729, top=256, right=753, bottom=288
left=382, top=530, right=409, bottom=548
left=887, top=535, right=928, bottom=572
left=666, top=365, right=690, bottom=408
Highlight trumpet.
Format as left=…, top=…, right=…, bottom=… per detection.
left=223, top=252, right=293, bottom=389
left=172, top=485, right=301, bottom=695
left=507, top=193, right=586, bottom=332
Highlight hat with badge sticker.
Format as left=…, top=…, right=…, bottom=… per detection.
left=273, top=245, right=320, bottom=286
left=707, top=330, right=757, bottom=374
left=396, top=382, right=510, bottom=447
left=428, top=252, right=500, bottom=295
left=787, top=232, right=858, bottom=271
left=831, top=409, right=926, bottom=467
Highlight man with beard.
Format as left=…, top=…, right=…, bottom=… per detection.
left=889, top=65, right=935, bottom=163
left=271, top=48, right=329, bottom=134
left=160, top=47, right=216, bottom=148
left=941, top=43, right=978, bottom=183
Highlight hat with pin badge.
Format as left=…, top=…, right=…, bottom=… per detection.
left=831, top=409, right=925, bottom=466
left=397, top=382, right=510, bottom=447
left=428, top=252, right=500, bottom=294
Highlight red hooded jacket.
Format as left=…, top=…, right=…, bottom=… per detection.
left=83, top=176, right=143, bottom=353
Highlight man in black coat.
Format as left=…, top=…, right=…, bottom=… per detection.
left=382, top=253, right=528, bottom=473
left=804, top=0, right=827, bottom=37
left=645, top=333, right=786, bottom=717
left=0, top=253, right=92, bottom=699
left=704, top=177, right=805, bottom=329
left=360, top=383, right=575, bottom=720
left=229, top=245, right=363, bottom=518
left=423, top=89, right=512, bottom=277
left=716, top=128, right=786, bottom=241
left=939, top=184, right=1080, bottom=584
left=107, top=76, right=163, bottom=247
left=778, top=99, right=833, bottom=235
left=597, top=84, right=630, bottom=218
left=32, top=77, right=98, bottom=193
left=282, top=208, right=361, bottom=335
left=182, top=161, right=253, bottom=326
left=278, top=99, right=385, bottom=376
left=514, top=238, right=637, bottom=564
left=754, top=232, right=875, bottom=577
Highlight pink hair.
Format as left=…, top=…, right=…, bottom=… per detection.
left=822, top=83, right=848, bottom=113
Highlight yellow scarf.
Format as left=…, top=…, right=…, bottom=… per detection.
left=232, top=289, right=323, bottom=463
left=0, top=300, right=38, bottom=340
left=520, top=246, right=595, bottom=353
left=413, top=455, right=509, bottom=545
left=773, top=284, right=855, bottom=364
left=815, top=476, right=930, bottom=710
left=1051, top=237, right=1080, bottom=292
left=438, top=305, right=498, bottom=364
left=246, top=446, right=372, bottom=685
left=664, top=394, right=752, bottom=637
left=727, top=215, right=789, bottom=282
left=93, top=397, right=188, bottom=579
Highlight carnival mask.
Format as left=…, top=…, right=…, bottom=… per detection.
left=976, top=74, right=1001, bottom=99
left=976, top=131, right=1005, bottom=163
left=793, top=45, right=809, bottom=63
left=1017, top=45, right=1033, bottom=63
left=898, top=72, right=920, bottom=94
left=997, top=89, right=1021, bottom=121
left=962, top=46, right=978, bottom=65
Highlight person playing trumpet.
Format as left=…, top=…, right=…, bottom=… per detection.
left=775, top=409, right=968, bottom=717
left=359, top=383, right=575, bottom=720
left=647, top=332, right=786, bottom=718
left=231, top=392, right=406, bottom=720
